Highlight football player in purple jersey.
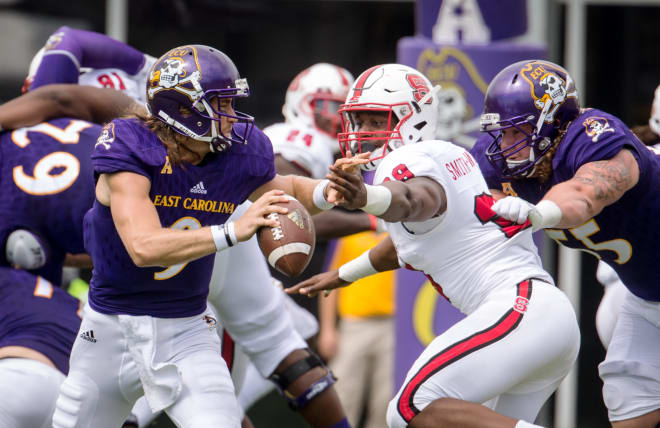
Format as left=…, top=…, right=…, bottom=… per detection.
left=24, top=26, right=155, bottom=102
left=470, top=59, right=660, bottom=427
left=0, top=266, right=82, bottom=428
left=16, top=27, right=353, bottom=427
left=41, top=45, right=348, bottom=428
left=0, top=84, right=137, bottom=288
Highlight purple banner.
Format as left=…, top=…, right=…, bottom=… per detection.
left=397, top=37, right=546, bottom=149
left=415, top=0, right=528, bottom=42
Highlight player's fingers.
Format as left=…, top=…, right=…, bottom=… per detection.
left=335, top=156, right=369, bottom=167
left=299, top=280, right=338, bottom=297
left=261, top=204, right=288, bottom=218
left=326, top=182, right=356, bottom=202
left=329, top=165, right=364, bottom=183
left=327, top=169, right=363, bottom=190
left=286, top=275, right=323, bottom=295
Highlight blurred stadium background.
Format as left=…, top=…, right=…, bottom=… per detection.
left=1, top=0, right=660, bottom=427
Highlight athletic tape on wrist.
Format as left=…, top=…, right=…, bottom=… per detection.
left=223, top=221, right=237, bottom=246
left=529, top=200, right=562, bottom=230
left=338, top=250, right=378, bottom=283
left=313, top=179, right=333, bottom=211
left=210, top=224, right=232, bottom=252
left=363, top=184, right=392, bottom=216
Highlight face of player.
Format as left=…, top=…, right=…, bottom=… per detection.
left=313, top=99, right=342, bottom=137
left=178, top=97, right=238, bottom=164
left=350, top=110, right=392, bottom=149
left=499, top=122, right=534, bottom=161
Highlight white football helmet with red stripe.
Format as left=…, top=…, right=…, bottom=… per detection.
left=282, top=63, right=354, bottom=144
left=338, top=64, right=440, bottom=170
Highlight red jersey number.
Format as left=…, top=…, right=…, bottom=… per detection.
left=391, top=163, right=415, bottom=181
left=474, top=193, right=530, bottom=238
left=285, top=130, right=313, bottom=146
left=97, top=72, right=126, bottom=90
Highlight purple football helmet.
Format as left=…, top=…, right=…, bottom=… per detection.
left=146, top=45, right=253, bottom=152
left=480, top=60, right=580, bottom=178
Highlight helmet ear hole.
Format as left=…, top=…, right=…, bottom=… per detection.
left=414, top=121, right=427, bottom=131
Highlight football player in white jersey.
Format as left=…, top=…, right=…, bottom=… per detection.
left=264, top=63, right=353, bottom=178
left=288, top=64, right=580, bottom=428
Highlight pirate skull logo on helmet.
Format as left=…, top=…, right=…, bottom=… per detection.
left=539, top=73, right=567, bottom=105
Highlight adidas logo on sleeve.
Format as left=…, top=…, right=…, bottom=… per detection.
left=190, top=181, right=208, bottom=194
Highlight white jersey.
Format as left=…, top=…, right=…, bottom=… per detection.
left=263, top=122, right=334, bottom=179
left=374, top=141, right=552, bottom=314
left=78, top=54, right=156, bottom=104
left=79, top=68, right=146, bottom=103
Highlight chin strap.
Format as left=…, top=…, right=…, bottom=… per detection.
left=157, top=109, right=231, bottom=153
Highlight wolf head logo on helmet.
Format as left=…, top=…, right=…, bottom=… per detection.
left=338, top=64, right=440, bottom=171
left=146, top=45, right=254, bottom=153
left=480, top=59, right=581, bottom=178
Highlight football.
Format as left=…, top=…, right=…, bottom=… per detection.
left=257, top=195, right=316, bottom=277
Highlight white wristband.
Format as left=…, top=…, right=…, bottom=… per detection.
left=529, top=200, right=562, bottom=230
left=313, top=179, right=333, bottom=211
left=338, top=250, right=378, bottom=283
left=362, top=184, right=392, bottom=216
left=211, top=224, right=234, bottom=252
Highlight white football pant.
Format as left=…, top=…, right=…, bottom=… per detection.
left=387, top=279, right=580, bottom=428
left=0, top=358, right=65, bottom=428
left=52, top=304, right=241, bottom=428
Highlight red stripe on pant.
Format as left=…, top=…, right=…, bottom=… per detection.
left=221, top=330, right=235, bottom=371
left=397, top=280, right=532, bottom=422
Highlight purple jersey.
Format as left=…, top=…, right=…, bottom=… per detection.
left=0, top=118, right=99, bottom=285
left=471, top=109, right=660, bottom=301
left=31, top=26, right=146, bottom=90
left=85, top=119, right=276, bottom=317
left=0, top=267, right=82, bottom=374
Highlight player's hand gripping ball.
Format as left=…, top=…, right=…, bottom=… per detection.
left=257, top=195, right=316, bottom=277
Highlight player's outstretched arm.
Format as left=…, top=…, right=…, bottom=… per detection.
left=493, top=149, right=640, bottom=230
left=325, top=163, right=447, bottom=223
left=30, top=26, right=148, bottom=90
left=0, top=85, right=141, bottom=130
left=542, top=148, right=639, bottom=228
left=286, top=236, right=399, bottom=297
left=101, top=172, right=286, bottom=267
left=250, top=174, right=329, bottom=216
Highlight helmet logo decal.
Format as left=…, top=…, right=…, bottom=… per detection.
left=583, top=116, right=614, bottom=142
left=521, top=62, right=578, bottom=124
left=520, top=62, right=577, bottom=123
left=405, top=73, right=432, bottom=104
left=148, top=47, right=202, bottom=101
left=348, top=65, right=382, bottom=103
